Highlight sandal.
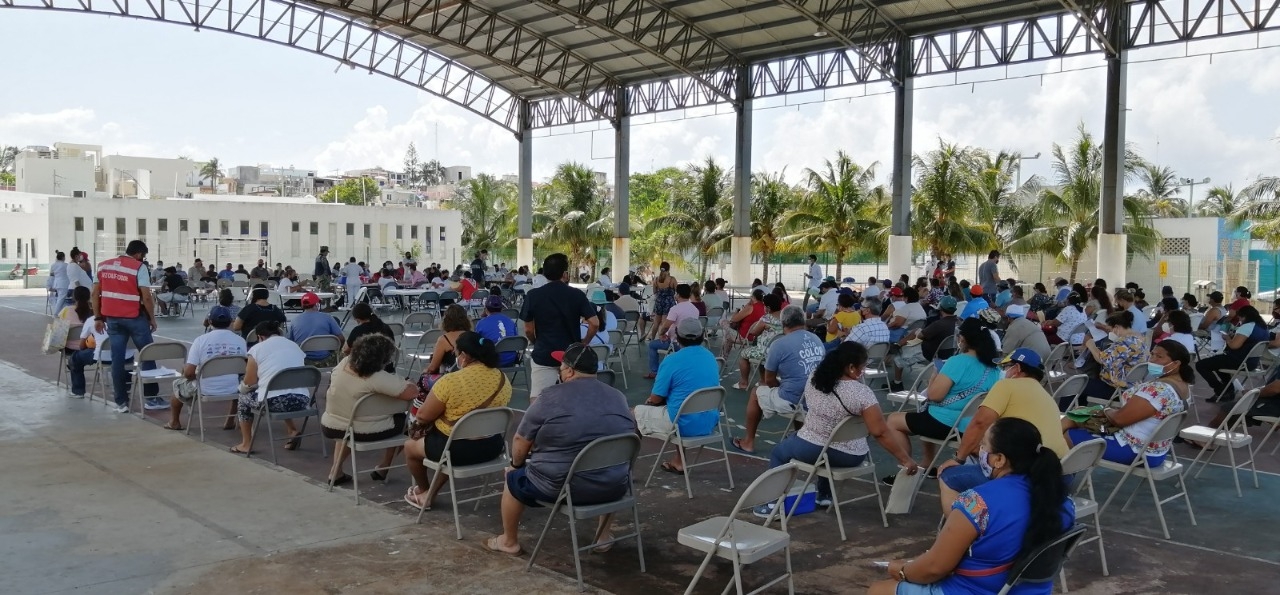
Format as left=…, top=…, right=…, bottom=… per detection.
left=329, top=473, right=352, bottom=487
left=283, top=436, right=301, bottom=451
left=229, top=446, right=254, bottom=455
left=162, top=422, right=185, bottom=431
left=660, top=461, right=685, bottom=475
left=371, top=470, right=388, bottom=481
left=730, top=438, right=755, bottom=455
left=403, top=486, right=430, bottom=510
left=483, top=536, right=523, bottom=556
left=731, top=382, right=748, bottom=390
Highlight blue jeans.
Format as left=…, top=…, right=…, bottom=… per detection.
left=824, top=338, right=842, bottom=353
left=647, top=339, right=671, bottom=373
left=939, top=463, right=988, bottom=493
left=107, top=316, right=156, bottom=406
left=770, top=435, right=866, bottom=498
left=1066, top=429, right=1167, bottom=467
left=69, top=349, right=134, bottom=397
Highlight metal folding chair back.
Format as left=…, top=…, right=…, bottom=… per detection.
left=56, top=324, right=84, bottom=389
left=418, top=407, right=516, bottom=539
left=298, top=334, right=342, bottom=354
left=888, top=362, right=936, bottom=411
left=1050, top=374, right=1090, bottom=410
left=1180, top=388, right=1260, bottom=496
left=130, top=342, right=188, bottom=415
left=186, top=355, right=248, bottom=442
left=996, top=525, right=1089, bottom=595
left=247, top=366, right=328, bottom=465
left=642, top=387, right=734, bottom=499
left=1058, top=437, right=1109, bottom=585
left=678, top=464, right=799, bottom=595
left=773, top=415, right=886, bottom=539
left=329, top=393, right=411, bottom=505
left=1097, top=411, right=1194, bottom=539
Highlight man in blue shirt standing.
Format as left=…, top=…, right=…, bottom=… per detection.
left=733, top=306, right=826, bottom=454
left=633, top=317, right=721, bottom=473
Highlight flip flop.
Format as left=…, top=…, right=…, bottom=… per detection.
left=484, top=536, right=523, bottom=556
left=229, top=446, right=254, bottom=454
left=660, top=461, right=685, bottom=475
left=591, top=538, right=614, bottom=554
left=730, top=438, right=755, bottom=455
left=283, top=437, right=301, bottom=451
left=162, top=423, right=184, bottom=431
left=328, top=473, right=352, bottom=487
left=403, top=486, right=430, bottom=511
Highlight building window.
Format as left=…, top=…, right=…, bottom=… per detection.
left=346, top=223, right=354, bottom=236
left=137, top=219, right=147, bottom=236
left=260, top=221, right=269, bottom=238
left=439, top=227, right=446, bottom=242
left=74, top=217, right=84, bottom=232
left=292, top=222, right=299, bottom=232
left=396, top=225, right=403, bottom=240
left=95, top=218, right=104, bottom=232
left=410, top=226, right=418, bottom=240
left=30, top=239, right=36, bottom=260
left=309, top=222, right=318, bottom=235
left=0, top=239, right=6, bottom=258
left=363, top=224, right=370, bottom=239
left=180, top=219, right=188, bottom=232
left=15, top=239, right=21, bottom=257
left=220, top=220, right=229, bottom=235
left=116, top=218, right=126, bottom=235
left=158, top=219, right=168, bottom=232
left=199, top=219, right=209, bottom=234
left=240, top=220, right=250, bottom=236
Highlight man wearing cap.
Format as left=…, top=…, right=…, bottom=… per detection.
left=520, top=253, right=599, bottom=401
left=488, top=343, right=637, bottom=556
left=733, top=306, right=826, bottom=454
left=167, top=306, right=247, bottom=430
left=285, top=291, right=345, bottom=367
left=92, top=239, right=163, bottom=413
left=801, top=254, right=823, bottom=310
left=314, top=246, right=332, bottom=291
left=475, top=295, right=519, bottom=367
left=934, top=348, right=1069, bottom=513
left=634, top=317, right=721, bottom=473
left=959, top=284, right=990, bottom=320
left=1002, top=302, right=1051, bottom=362
left=645, top=283, right=699, bottom=379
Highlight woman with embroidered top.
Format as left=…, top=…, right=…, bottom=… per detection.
left=752, top=342, right=919, bottom=518
left=1078, top=311, right=1148, bottom=404
left=403, top=331, right=513, bottom=510
left=869, top=418, right=1073, bottom=595
left=1063, top=340, right=1190, bottom=467
left=881, top=317, right=1001, bottom=484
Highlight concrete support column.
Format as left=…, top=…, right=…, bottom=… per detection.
left=888, top=43, right=915, bottom=278
left=612, top=88, right=631, bottom=278
left=516, top=100, right=534, bottom=272
left=730, top=66, right=753, bottom=287
left=1098, top=8, right=1129, bottom=285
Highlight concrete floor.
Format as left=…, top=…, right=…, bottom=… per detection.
left=3, top=289, right=1280, bottom=594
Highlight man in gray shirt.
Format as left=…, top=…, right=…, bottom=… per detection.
left=978, top=250, right=1001, bottom=301
left=733, top=306, right=825, bottom=454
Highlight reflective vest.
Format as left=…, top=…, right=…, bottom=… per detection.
left=98, top=255, right=144, bottom=318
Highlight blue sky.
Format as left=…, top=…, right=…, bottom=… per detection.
left=1, top=11, right=1277, bottom=199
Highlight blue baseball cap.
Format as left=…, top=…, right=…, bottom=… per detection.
left=1000, top=348, right=1043, bottom=370
left=208, top=306, right=234, bottom=324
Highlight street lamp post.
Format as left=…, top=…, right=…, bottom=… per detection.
left=1014, top=152, right=1042, bottom=189
left=1178, top=176, right=1211, bottom=214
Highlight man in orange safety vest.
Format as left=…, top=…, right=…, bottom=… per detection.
left=92, top=240, right=162, bottom=413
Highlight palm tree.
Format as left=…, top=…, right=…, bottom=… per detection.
left=449, top=174, right=514, bottom=253
left=750, top=169, right=795, bottom=283
left=0, top=146, right=16, bottom=173
left=1228, top=177, right=1280, bottom=244
left=1197, top=184, right=1242, bottom=217
left=975, top=150, right=1039, bottom=247
left=199, top=158, right=223, bottom=190
left=1005, top=124, right=1158, bottom=281
left=782, top=150, right=884, bottom=279
left=645, top=157, right=734, bottom=280
left=537, top=162, right=613, bottom=273
left=911, top=140, right=998, bottom=260
left=1133, top=162, right=1187, bottom=217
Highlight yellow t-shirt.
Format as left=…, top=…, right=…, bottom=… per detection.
left=826, top=310, right=863, bottom=342
left=430, top=364, right=513, bottom=435
left=980, top=377, right=1069, bottom=457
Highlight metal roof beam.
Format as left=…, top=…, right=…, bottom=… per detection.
left=1058, top=0, right=1119, bottom=55
left=528, top=0, right=741, bottom=104
left=775, top=0, right=900, bottom=84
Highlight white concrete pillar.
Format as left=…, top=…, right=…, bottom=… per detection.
left=888, top=235, right=913, bottom=279
left=730, top=236, right=752, bottom=286
left=612, top=237, right=630, bottom=279
left=1097, top=233, right=1127, bottom=286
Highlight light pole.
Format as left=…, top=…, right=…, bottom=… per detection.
left=1178, top=176, right=1210, bottom=214
left=1014, top=152, right=1041, bottom=189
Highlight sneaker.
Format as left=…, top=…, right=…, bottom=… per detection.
left=881, top=475, right=896, bottom=486
left=113, top=404, right=130, bottom=413
left=143, top=397, right=170, bottom=410
left=926, top=467, right=939, bottom=479
left=752, top=502, right=776, bottom=519
left=68, top=393, right=85, bottom=399
left=815, top=495, right=833, bottom=508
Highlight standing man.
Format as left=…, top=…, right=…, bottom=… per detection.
left=313, top=246, right=332, bottom=291
left=520, top=253, right=599, bottom=401
left=978, top=250, right=1001, bottom=303
left=51, top=251, right=69, bottom=305
left=801, top=254, right=822, bottom=310
left=340, top=257, right=365, bottom=307
left=470, top=251, right=487, bottom=286
left=92, top=240, right=161, bottom=413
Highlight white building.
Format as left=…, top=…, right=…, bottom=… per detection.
left=14, top=144, right=99, bottom=197
left=102, top=154, right=201, bottom=199
left=442, top=165, right=472, bottom=184
left=0, top=190, right=463, bottom=273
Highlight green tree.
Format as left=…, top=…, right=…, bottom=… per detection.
left=782, top=150, right=885, bottom=279
left=1133, top=162, right=1187, bottom=217
left=628, top=167, right=686, bottom=213
left=628, top=198, right=683, bottom=270
left=321, top=177, right=381, bottom=205
left=1197, top=184, right=1242, bottom=217
left=750, top=169, right=796, bottom=283
left=403, top=142, right=421, bottom=188
left=645, top=157, right=734, bottom=280
left=536, top=162, right=613, bottom=273
left=1228, top=177, right=1280, bottom=244
left=1004, top=124, right=1158, bottom=281
left=0, top=170, right=14, bottom=187
left=199, top=158, right=223, bottom=190
left=419, top=159, right=446, bottom=186
left=911, top=140, right=997, bottom=260
left=449, top=173, right=515, bottom=253
left=977, top=150, right=1038, bottom=248
left=1, top=146, right=18, bottom=172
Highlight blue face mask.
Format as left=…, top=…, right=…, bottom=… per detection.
left=978, top=448, right=994, bottom=478
left=1147, top=362, right=1168, bottom=378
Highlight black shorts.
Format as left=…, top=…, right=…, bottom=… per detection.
left=904, top=411, right=956, bottom=440
left=322, top=413, right=407, bottom=441
left=425, top=431, right=505, bottom=466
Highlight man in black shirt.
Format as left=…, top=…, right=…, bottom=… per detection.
left=232, top=287, right=287, bottom=345
left=520, top=253, right=598, bottom=401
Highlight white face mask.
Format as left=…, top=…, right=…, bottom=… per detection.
left=978, top=448, right=994, bottom=478
left=1161, top=322, right=1172, bottom=334
left=1107, top=331, right=1120, bottom=342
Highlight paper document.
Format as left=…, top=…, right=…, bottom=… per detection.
left=139, top=367, right=179, bottom=379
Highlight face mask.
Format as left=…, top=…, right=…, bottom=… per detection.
left=1161, top=322, right=1172, bottom=334
left=978, top=448, right=994, bottom=478
left=1001, top=367, right=1015, bottom=380
left=1147, top=362, right=1168, bottom=377
left=1107, top=331, right=1119, bottom=342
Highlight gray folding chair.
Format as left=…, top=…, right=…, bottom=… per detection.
left=861, top=342, right=892, bottom=391
left=184, top=355, right=247, bottom=442
left=297, top=335, right=343, bottom=373
left=1059, top=438, right=1108, bottom=587
left=494, top=335, right=529, bottom=388
left=246, top=366, right=328, bottom=465
left=55, top=323, right=84, bottom=390
left=402, top=311, right=437, bottom=338
left=1180, top=389, right=1260, bottom=497
left=775, top=416, right=887, bottom=540
left=605, top=329, right=628, bottom=388
left=887, top=362, right=936, bottom=411
left=642, top=387, right=735, bottom=499
left=1050, top=374, right=1090, bottom=411
left=1206, top=342, right=1270, bottom=402
left=1087, top=363, right=1149, bottom=407
left=527, top=433, right=645, bottom=592
left=679, top=464, right=799, bottom=595
left=129, top=342, right=187, bottom=417
left=1041, top=342, right=1072, bottom=389
left=997, top=525, right=1089, bottom=595
left=89, top=339, right=138, bottom=405
left=329, top=394, right=410, bottom=505
left=1097, top=411, right=1194, bottom=539
left=920, top=392, right=988, bottom=471
left=416, top=407, right=515, bottom=539
left=405, top=329, right=444, bottom=379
